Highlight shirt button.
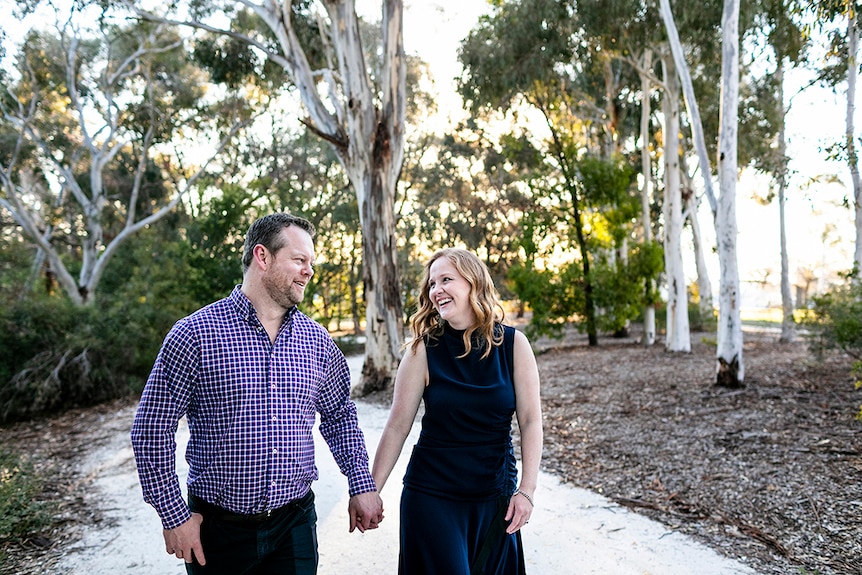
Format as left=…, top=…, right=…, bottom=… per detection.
left=271, top=415, right=277, bottom=422
left=272, top=448, right=278, bottom=455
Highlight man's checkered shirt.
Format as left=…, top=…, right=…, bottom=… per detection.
left=131, top=286, right=376, bottom=530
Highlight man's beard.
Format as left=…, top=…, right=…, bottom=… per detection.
left=262, top=272, right=304, bottom=310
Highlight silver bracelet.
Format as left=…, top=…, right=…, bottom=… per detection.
left=514, top=488, right=534, bottom=507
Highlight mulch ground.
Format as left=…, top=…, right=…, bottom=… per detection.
left=1, top=328, right=861, bottom=575
left=537, top=329, right=862, bottom=575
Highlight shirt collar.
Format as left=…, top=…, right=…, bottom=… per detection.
left=228, top=285, right=298, bottom=327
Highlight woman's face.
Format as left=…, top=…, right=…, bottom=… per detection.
left=428, top=257, right=477, bottom=330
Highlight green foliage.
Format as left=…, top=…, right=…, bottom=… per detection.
left=0, top=293, right=179, bottom=423
left=0, top=449, right=55, bottom=544
left=184, top=185, right=253, bottom=304
left=0, top=296, right=80, bottom=396
left=591, top=242, right=664, bottom=333
left=804, top=273, right=862, bottom=361
left=577, top=156, right=636, bottom=211
left=510, top=234, right=663, bottom=341
left=0, top=216, right=197, bottom=423
left=458, top=0, right=573, bottom=113
left=508, top=261, right=582, bottom=340
left=194, top=33, right=262, bottom=89
left=590, top=261, right=648, bottom=334
left=802, top=271, right=862, bottom=418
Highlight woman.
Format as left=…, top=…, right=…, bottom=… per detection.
left=372, top=248, right=543, bottom=574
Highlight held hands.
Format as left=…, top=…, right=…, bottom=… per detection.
left=348, top=490, right=384, bottom=533
left=505, top=489, right=534, bottom=534
left=163, top=512, right=205, bottom=565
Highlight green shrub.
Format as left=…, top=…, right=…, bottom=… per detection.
left=0, top=449, right=55, bottom=543
left=803, top=274, right=862, bottom=360
left=802, top=272, right=862, bottom=419
left=0, top=294, right=178, bottom=424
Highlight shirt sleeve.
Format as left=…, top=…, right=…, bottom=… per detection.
left=130, top=319, right=198, bottom=530
left=316, top=343, right=377, bottom=496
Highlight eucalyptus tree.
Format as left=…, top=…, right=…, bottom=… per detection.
left=656, top=0, right=745, bottom=381
left=0, top=12, right=248, bottom=306
left=715, top=0, right=743, bottom=386
left=538, top=0, right=710, bottom=350
left=573, top=0, right=666, bottom=345
left=808, top=0, right=862, bottom=273
left=131, top=0, right=408, bottom=393
left=659, top=54, right=692, bottom=351
left=658, top=0, right=784, bottom=384
left=742, top=0, right=808, bottom=343
left=459, top=0, right=659, bottom=345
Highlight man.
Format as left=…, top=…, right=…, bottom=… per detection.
left=131, top=213, right=383, bottom=574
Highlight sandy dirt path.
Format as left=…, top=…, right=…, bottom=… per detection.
left=54, top=356, right=758, bottom=575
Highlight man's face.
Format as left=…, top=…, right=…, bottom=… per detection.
left=261, top=226, right=315, bottom=310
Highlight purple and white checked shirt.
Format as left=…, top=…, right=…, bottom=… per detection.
left=130, top=286, right=376, bottom=530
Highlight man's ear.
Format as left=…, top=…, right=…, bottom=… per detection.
left=252, top=244, right=269, bottom=269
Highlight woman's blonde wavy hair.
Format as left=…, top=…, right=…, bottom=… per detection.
left=408, top=248, right=505, bottom=359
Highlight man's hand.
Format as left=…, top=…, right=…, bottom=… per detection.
left=163, top=513, right=206, bottom=565
left=348, top=491, right=384, bottom=533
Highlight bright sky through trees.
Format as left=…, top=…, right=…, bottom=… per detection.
left=386, top=0, right=857, bottom=308
left=2, top=0, right=857, bottom=308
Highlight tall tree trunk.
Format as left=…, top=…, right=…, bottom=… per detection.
left=776, top=59, right=796, bottom=343
left=661, top=54, right=691, bottom=353
left=659, top=0, right=718, bottom=215
left=602, top=53, right=620, bottom=156
left=573, top=189, right=599, bottom=347
left=538, top=97, right=599, bottom=346
left=682, top=173, right=714, bottom=327
left=639, top=49, right=656, bottom=346
left=339, top=0, right=406, bottom=394
left=715, top=0, right=744, bottom=387
left=135, top=2, right=407, bottom=387
left=845, top=8, right=862, bottom=272
left=352, top=148, right=404, bottom=393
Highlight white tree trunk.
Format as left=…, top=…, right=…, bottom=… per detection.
left=682, top=172, right=714, bottom=325
left=776, top=59, right=796, bottom=343
left=331, top=0, right=405, bottom=393
left=639, top=49, right=656, bottom=346
left=845, top=9, right=862, bottom=272
left=231, top=0, right=406, bottom=392
left=658, top=0, right=717, bottom=215
left=661, top=54, right=691, bottom=353
left=715, top=0, right=744, bottom=387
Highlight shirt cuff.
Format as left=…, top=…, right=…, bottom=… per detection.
left=347, top=467, right=378, bottom=497
left=158, top=496, right=192, bottom=530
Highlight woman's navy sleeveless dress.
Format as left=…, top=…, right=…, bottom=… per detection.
left=399, top=323, right=525, bottom=575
